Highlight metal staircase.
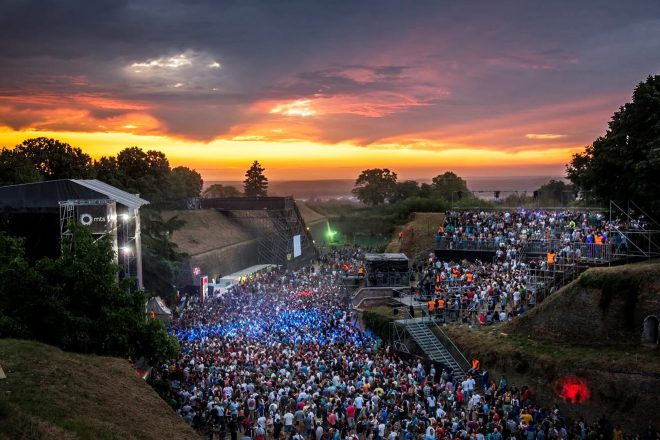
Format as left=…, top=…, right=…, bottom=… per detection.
left=395, top=317, right=468, bottom=378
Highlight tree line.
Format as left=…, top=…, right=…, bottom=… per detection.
left=351, top=169, right=575, bottom=209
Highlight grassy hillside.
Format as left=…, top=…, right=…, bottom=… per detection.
left=296, top=201, right=327, bottom=225
left=164, top=209, right=253, bottom=256
left=0, top=339, right=197, bottom=440
left=506, top=260, right=660, bottom=346
left=385, top=212, right=444, bottom=261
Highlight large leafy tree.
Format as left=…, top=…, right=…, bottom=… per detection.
left=243, top=160, right=268, bottom=197
left=352, top=168, right=398, bottom=206
left=203, top=183, right=242, bottom=198
left=567, top=75, right=660, bottom=216
left=140, top=209, right=187, bottom=305
left=95, top=147, right=204, bottom=202
left=113, top=147, right=171, bottom=201
left=10, top=137, right=94, bottom=180
left=169, top=166, right=203, bottom=199
left=533, top=179, right=575, bottom=206
left=0, top=234, right=42, bottom=337
left=431, top=171, right=470, bottom=200
left=0, top=148, right=43, bottom=186
left=391, top=180, right=421, bottom=202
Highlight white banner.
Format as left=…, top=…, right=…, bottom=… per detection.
left=293, top=234, right=302, bottom=258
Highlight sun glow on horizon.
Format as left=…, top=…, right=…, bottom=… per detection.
left=0, top=126, right=578, bottom=181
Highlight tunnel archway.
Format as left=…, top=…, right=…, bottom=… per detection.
left=641, top=315, right=659, bottom=345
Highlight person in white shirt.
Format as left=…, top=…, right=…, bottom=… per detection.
left=427, top=395, right=436, bottom=411
left=283, top=412, right=294, bottom=433
left=378, top=422, right=386, bottom=439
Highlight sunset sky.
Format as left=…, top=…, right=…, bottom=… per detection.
left=1, top=0, right=659, bottom=181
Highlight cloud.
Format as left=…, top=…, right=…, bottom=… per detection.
left=123, top=50, right=223, bottom=93
left=270, top=99, right=316, bottom=117
left=525, top=133, right=568, bottom=140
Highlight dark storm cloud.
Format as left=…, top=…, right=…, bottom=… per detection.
left=0, top=0, right=658, bottom=143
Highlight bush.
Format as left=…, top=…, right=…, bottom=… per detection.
left=362, top=310, right=394, bottom=342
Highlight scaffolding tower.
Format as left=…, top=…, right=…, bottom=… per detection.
left=58, top=199, right=141, bottom=287
left=202, top=197, right=319, bottom=267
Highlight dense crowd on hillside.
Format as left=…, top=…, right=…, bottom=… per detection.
left=156, top=246, right=648, bottom=440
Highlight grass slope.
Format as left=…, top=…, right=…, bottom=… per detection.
left=385, top=212, right=444, bottom=260
left=0, top=339, right=197, bottom=440
left=164, top=209, right=254, bottom=256
left=295, top=201, right=327, bottom=225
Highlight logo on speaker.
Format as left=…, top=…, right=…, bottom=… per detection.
left=80, top=213, right=93, bottom=225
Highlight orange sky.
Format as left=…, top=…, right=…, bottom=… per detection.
left=0, top=126, right=586, bottom=180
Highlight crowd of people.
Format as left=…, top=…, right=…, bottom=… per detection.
left=415, top=257, right=531, bottom=325
left=154, top=245, right=649, bottom=440
left=435, top=209, right=641, bottom=261
left=414, top=209, right=652, bottom=323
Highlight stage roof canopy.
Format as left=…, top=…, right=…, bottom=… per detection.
left=0, top=179, right=149, bottom=213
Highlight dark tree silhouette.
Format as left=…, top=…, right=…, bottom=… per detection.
left=243, top=160, right=268, bottom=197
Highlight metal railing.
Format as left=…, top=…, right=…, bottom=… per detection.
left=434, top=236, right=632, bottom=263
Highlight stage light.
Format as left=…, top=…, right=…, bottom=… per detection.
left=325, top=228, right=337, bottom=240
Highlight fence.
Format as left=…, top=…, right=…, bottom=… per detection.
left=435, top=237, right=623, bottom=263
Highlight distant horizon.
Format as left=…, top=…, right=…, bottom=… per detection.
left=205, top=175, right=567, bottom=198
left=207, top=174, right=567, bottom=183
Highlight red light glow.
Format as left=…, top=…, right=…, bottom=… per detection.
left=555, top=375, right=590, bottom=404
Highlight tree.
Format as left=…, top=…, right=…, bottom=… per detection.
left=169, top=166, right=203, bottom=199
left=140, top=209, right=187, bottom=305
left=391, top=180, right=420, bottom=202
left=94, top=156, right=122, bottom=186
left=0, top=233, right=41, bottom=337
left=12, top=137, right=94, bottom=180
left=533, top=179, right=575, bottom=206
left=203, top=183, right=243, bottom=198
left=112, top=147, right=172, bottom=201
left=0, top=148, right=43, bottom=186
left=567, top=75, right=660, bottom=216
left=243, top=160, right=268, bottom=197
left=352, top=168, right=398, bottom=206
left=431, top=171, right=470, bottom=200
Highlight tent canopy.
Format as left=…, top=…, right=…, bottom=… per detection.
left=147, top=296, right=172, bottom=316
